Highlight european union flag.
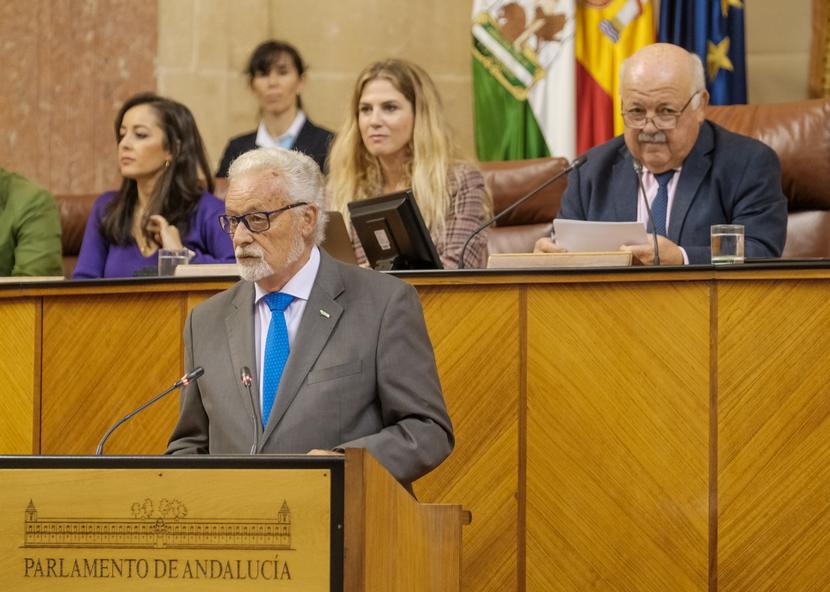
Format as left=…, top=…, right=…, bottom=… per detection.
left=658, top=0, right=747, bottom=104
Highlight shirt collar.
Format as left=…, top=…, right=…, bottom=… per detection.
left=643, top=166, right=682, bottom=185
left=254, top=245, right=320, bottom=304
left=255, top=111, right=306, bottom=149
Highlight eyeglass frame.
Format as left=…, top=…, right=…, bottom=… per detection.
left=218, top=201, right=309, bottom=235
left=621, top=90, right=702, bottom=130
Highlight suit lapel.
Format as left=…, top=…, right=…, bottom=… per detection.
left=262, top=251, right=345, bottom=443
left=613, top=146, right=639, bottom=221
left=225, top=282, right=262, bottom=431
left=669, top=122, right=713, bottom=243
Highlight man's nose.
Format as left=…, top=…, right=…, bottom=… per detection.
left=232, top=221, right=253, bottom=245
left=642, top=115, right=660, bottom=134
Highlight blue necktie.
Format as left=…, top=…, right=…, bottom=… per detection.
left=649, top=170, right=675, bottom=237
left=262, top=292, right=294, bottom=427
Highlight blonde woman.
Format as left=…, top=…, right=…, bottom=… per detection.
left=327, top=59, right=490, bottom=269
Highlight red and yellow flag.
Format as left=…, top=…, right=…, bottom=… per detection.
left=576, top=0, right=655, bottom=154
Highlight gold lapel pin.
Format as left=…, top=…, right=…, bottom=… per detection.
left=319, top=309, right=330, bottom=318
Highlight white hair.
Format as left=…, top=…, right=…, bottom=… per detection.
left=620, top=47, right=706, bottom=107
left=227, top=147, right=328, bottom=244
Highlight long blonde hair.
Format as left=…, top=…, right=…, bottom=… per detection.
left=327, top=59, right=456, bottom=239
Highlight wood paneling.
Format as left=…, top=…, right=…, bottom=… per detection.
left=414, top=286, right=521, bottom=592
left=718, top=279, right=830, bottom=591
left=526, top=282, right=710, bottom=591
left=346, top=449, right=465, bottom=591
left=40, top=293, right=184, bottom=455
left=3, top=268, right=830, bottom=591
left=0, top=300, right=38, bottom=454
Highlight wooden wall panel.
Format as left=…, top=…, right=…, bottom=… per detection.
left=0, top=300, right=38, bottom=454
left=526, top=282, right=711, bottom=592
left=40, top=293, right=184, bottom=455
left=414, top=286, right=521, bottom=592
left=718, top=280, right=830, bottom=592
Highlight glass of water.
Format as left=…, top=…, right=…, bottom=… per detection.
left=158, top=249, right=191, bottom=276
left=710, top=224, right=745, bottom=264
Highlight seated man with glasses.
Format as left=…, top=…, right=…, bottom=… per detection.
left=535, top=43, right=787, bottom=264
left=167, top=147, right=454, bottom=490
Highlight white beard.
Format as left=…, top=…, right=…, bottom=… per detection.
left=235, top=233, right=305, bottom=283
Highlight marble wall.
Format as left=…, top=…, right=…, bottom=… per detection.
left=156, top=0, right=475, bottom=174
left=0, top=0, right=156, bottom=195
left=746, top=0, right=813, bottom=103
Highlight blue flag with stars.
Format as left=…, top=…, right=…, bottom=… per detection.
left=658, top=0, right=747, bottom=104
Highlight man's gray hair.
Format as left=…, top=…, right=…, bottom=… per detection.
left=227, top=148, right=328, bottom=244
left=620, top=48, right=707, bottom=108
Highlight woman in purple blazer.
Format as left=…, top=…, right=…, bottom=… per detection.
left=73, top=93, right=234, bottom=279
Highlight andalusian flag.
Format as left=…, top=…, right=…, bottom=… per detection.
left=658, top=0, right=747, bottom=104
left=575, top=0, right=656, bottom=154
left=472, top=1, right=577, bottom=161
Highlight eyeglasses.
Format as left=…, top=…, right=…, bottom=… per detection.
left=218, top=202, right=308, bottom=234
left=622, top=91, right=700, bottom=130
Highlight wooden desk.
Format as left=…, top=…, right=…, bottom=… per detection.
left=2, top=265, right=829, bottom=591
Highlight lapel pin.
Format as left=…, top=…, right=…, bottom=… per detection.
left=319, top=309, right=330, bottom=318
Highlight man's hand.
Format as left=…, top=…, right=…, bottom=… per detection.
left=621, top=235, right=684, bottom=265
left=533, top=237, right=567, bottom=253
left=307, top=449, right=344, bottom=456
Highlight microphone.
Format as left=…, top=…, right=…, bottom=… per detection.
left=240, top=366, right=258, bottom=455
left=95, top=367, right=204, bottom=456
left=458, top=155, right=588, bottom=269
left=632, top=159, right=661, bottom=265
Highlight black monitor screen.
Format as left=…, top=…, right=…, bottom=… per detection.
left=347, top=190, right=443, bottom=271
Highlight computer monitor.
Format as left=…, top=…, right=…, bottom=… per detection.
left=347, top=190, right=443, bottom=271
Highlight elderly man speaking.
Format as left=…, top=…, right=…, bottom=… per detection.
left=536, top=43, right=787, bottom=265
left=166, top=147, right=454, bottom=488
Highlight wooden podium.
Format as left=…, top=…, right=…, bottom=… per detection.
left=0, top=449, right=467, bottom=591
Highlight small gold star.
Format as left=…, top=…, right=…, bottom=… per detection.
left=707, top=37, right=734, bottom=81
left=721, top=0, right=743, bottom=18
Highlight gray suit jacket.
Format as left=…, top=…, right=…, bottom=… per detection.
left=558, top=121, right=788, bottom=263
left=166, top=250, right=454, bottom=486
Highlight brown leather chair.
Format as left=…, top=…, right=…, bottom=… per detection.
left=481, top=97, right=830, bottom=258
left=55, top=193, right=97, bottom=277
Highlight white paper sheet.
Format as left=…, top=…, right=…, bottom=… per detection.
left=553, top=219, right=649, bottom=253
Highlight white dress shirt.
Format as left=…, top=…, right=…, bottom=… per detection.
left=255, top=111, right=306, bottom=150
left=253, top=246, right=320, bottom=407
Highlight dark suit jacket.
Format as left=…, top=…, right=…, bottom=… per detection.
left=216, top=118, right=334, bottom=177
left=557, top=121, right=788, bottom=263
left=166, top=249, right=454, bottom=486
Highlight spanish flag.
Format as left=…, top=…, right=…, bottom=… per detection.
left=575, top=0, right=656, bottom=155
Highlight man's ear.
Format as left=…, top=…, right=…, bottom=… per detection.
left=696, top=90, right=710, bottom=122
left=301, top=204, right=318, bottom=239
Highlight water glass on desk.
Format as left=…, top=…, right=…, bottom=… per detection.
left=711, top=224, right=745, bottom=264
left=158, top=249, right=191, bottom=276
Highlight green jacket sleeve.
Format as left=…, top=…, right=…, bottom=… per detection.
left=0, top=171, right=64, bottom=277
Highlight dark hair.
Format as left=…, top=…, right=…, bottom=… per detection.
left=102, top=92, right=214, bottom=246
left=246, top=40, right=306, bottom=109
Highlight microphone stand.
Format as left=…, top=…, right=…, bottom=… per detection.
left=458, top=155, right=587, bottom=269
left=240, top=367, right=258, bottom=455
left=632, top=159, right=661, bottom=265
left=95, top=367, right=204, bottom=456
